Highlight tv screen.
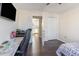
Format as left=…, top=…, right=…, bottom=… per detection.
left=1, top=3, right=16, bottom=21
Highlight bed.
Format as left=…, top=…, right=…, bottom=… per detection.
left=56, top=43, right=79, bottom=56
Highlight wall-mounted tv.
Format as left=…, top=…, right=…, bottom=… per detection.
left=1, top=3, right=16, bottom=21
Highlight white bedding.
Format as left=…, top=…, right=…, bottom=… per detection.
left=56, top=43, right=79, bottom=56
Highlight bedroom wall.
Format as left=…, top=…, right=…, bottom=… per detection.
left=16, top=10, right=42, bottom=30
left=16, top=9, right=59, bottom=42
left=59, top=7, right=79, bottom=42
left=16, top=10, right=43, bottom=44
left=0, top=17, right=16, bottom=44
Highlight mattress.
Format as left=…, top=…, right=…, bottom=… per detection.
left=56, top=43, right=79, bottom=56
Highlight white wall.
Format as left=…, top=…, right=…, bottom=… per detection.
left=16, top=10, right=42, bottom=30
left=16, top=10, right=43, bottom=43
left=0, top=17, right=16, bottom=44
left=16, top=10, right=59, bottom=42
left=59, top=7, right=79, bottom=43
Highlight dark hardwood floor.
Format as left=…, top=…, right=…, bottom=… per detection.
left=27, top=39, right=64, bottom=56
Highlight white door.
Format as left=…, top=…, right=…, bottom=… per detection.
left=44, top=17, right=58, bottom=41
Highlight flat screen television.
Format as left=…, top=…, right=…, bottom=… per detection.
left=1, top=3, right=16, bottom=21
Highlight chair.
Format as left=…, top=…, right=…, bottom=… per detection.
left=15, top=29, right=32, bottom=56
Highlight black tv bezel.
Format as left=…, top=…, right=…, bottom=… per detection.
left=1, top=3, right=16, bottom=21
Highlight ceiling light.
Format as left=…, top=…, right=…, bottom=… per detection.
left=46, top=3, right=50, bottom=6
left=58, top=3, right=62, bottom=5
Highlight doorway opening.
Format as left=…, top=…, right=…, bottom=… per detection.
left=32, top=16, right=42, bottom=55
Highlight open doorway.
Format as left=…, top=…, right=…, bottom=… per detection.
left=32, top=16, right=42, bottom=55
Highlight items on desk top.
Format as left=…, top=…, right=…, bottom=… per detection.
left=10, top=31, right=16, bottom=39
left=2, top=41, right=9, bottom=45
left=0, top=40, right=15, bottom=54
left=0, top=41, right=10, bottom=53
left=0, top=41, right=9, bottom=49
left=1, top=41, right=10, bottom=49
left=1, top=41, right=10, bottom=48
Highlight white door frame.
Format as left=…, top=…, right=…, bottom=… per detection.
left=43, top=17, right=59, bottom=41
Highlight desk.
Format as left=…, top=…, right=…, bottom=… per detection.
left=0, top=37, right=23, bottom=56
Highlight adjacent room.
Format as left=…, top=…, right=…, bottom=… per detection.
left=0, top=3, right=79, bottom=56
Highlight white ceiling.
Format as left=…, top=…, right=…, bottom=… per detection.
left=13, top=3, right=79, bottom=13
left=13, top=3, right=46, bottom=11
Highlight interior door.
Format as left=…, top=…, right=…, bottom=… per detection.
left=44, top=17, right=58, bottom=41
